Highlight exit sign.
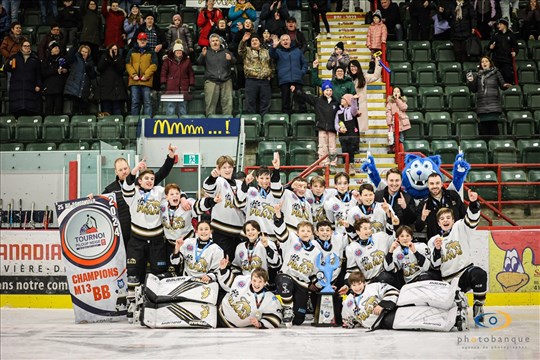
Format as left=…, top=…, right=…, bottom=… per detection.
left=183, top=153, right=200, bottom=166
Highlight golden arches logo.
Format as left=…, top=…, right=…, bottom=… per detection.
left=153, top=119, right=204, bottom=135
left=474, top=311, right=512, bottom=330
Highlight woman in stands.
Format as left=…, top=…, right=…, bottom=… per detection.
left=79, top=0, right=102, bottom=63
left=197, top=0, right=224, bottom=48
left=124, top=4, right=144, bottom=46
left=63, top=44, right=97, bottom=115
left=98, top=44, right=127, bottom=115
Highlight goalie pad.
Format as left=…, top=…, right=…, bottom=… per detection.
left=141, top=301, right=217, bottom=328
left=392, top=305, right=458, bottom=332
left=144, top=274, right=219, bottom=305
left=397, top=280, right=459, bottom=310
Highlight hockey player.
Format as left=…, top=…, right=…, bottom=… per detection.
left=203, top=155, right=247, bottom=261
left=428, top=189, right=487, bottom=324
left=273, top=203, right=322, bottom=327
left=170, top=220, right=224, bottom=283
left=342, top=271, right=468, bottom=331
left=344, top=218, right=402, bottom=289
left=218, top=220, right=282, bottom=288
left=347, top=183, right=397, bottom=235
left=217, top=268, right=283, bottom=328
left=323, top=172, right=358, bottom=234
left=305, top=175, right=337, bottom=226
left=385, top=225, right=441, bottom=284
left=271, top=171, right=313, bottom=234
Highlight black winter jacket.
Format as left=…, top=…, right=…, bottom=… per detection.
left=294, top=89, right=339, bottom=132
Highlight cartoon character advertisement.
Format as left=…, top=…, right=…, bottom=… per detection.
left=489, top=230, right=540, bottom=293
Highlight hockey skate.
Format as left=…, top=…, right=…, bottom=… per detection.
left=282, top=307, right=294, bottom=328
left=455, top=291, right=469, bottom=311
left=126, top=276, right=140, bottom=324
left=454, top=306, right=469, bottom=331
left=133, top=284, right=145, bottom=325
left=473, top=301, right=485, bottom=327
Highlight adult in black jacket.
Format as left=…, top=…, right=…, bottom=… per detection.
left=309, top=0, right=330, bottom=36
left=409, top=0, right=432, bottom=40
left=415, top=173, right=466, bottom=241
left=37, top=23, right=66, bottom=61
left=280, top=16, right=306, bottom=52
left=63, top=44, right=97, bottom=115
left=260, top=0, right=289, bottom=36
left=374, top=168, right=417, bottom=227
left=380, top=0, right=403, bottom=41
left=56, top=0, right=82, bottom=45
left=441, top=0, right=477, bottom=63
left=4, top=40, right=42, bottom=117
left=98, top=44, right=127, bottom=115
left=489, top=18, right=518, bottom=84
left=79, top=0, right=102, bottom=64
left=41, top=42, right=68, bottom=116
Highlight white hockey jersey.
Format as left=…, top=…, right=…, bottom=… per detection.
left=428, top=206, right=481, bottom=278
left=218, top=275, right=282, bottom=328
left=324, top=191, right=358, bottom=234
left=161, top=198, right=215, bottom=244
left=345, top=232, right=394, bottom=281
left=342, top=282, right=399, bottom=329
left=305, top=188, right=337, bottom=226
left=203, top=176, right=246, bottom=235
left=122, top=182, right=165, bottom=239
left=271, top=180, right=312, bottom=233
left=239, top=185, right=278, bottom=241
left=346, top=202, right=395, bottom=235
left=385, top=243, right=431, bottom=284
left=171, top=238, right=224, bottom=281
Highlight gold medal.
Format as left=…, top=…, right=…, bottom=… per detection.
left=255, top=311, right=262, bottom=320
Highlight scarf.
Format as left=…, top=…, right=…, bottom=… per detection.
left=235, top=1, right=255, bottom=18
left=456, top=0, right=464, bottom=20
left=478, top=67, right=497, bottom=94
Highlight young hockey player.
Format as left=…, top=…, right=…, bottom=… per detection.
left=170, top=220, right=224, bottom=283
left=344, top=218, right=401, bottom=289
left=428, top=189, right=487, bottom=324
left=347, top=183, right=397, bottom=235
left=305, top=175, right=337, bottom=226
left=203, top=155, right=247, bottom=260
left=342, top=271, right=468, bottom=331
left=313, top=220, right=348, bottom=288
left=273, top=203, right=322, bottom=327
left=323, top=172, right=358, bottom=234
left=385, top=225, right=441, bottom=284
left=217, top=267, right=283, bottom=328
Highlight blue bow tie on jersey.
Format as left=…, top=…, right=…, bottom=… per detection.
left=360, top=236, right=374, bottom=246
left=259, top=187, right=268, bottom=199
left=402, top=247, right=409, bottom=256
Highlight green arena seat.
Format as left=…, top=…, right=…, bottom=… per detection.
left=433, top=41, right=455, bottom=62
left=403, top=139, right=430, bottom=156
left=426, top=112, right=452, bottom=138
left=517, top=61, right=538, bottom=84
left=489, top=139, right=518, bottom=164
left=517, top=139, right=540, bottom=163
left=506, top=111, right=535, bottom=136
left=289, top=140, right=318, bottom=166
left=419, top=86, right=444, bottom=111
left=58, top=142, right=90, bottom=151
left=460, top=139, right=488, bottom=164
left=42, top=115, right=70, bottom=143
left=501, top=86, right=523, bottom=111
left=257, top=141, right=287, bottom=166
left=390, top=62, right=412, bottom=85
left=431, top=140, right=458, bottom=164
left=290, top=113, right=316, bottom=138
left=409, top=41, right=432, bottom=62
left=445, top=86, right=470, bottom=111
left=25, top=142, right=56, bottom=151
left=438, top=62, right=462, bottom=85
left=263, top=113, right=289, bottom=138
left=467, top=170, right=498, bottom=201
left=240, top=114, right=261, bottom=140
left=501, top=169, right=529, bottom=200
left=413, top=62, right=437, bottom=85
left=0, top=143, right=24, bottom=151
left=528, top=170, right=540, bottom=200
left=404, top=111, right=424, bottom=138
left=386, top=41, right=408, bottom=62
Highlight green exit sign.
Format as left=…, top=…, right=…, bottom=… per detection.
left=183, top=153, right=200, bottom=166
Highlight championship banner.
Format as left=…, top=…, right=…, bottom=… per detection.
left=55, top=194, right=128, bottom=323
left=145, top=117, right=240, bottom=137
left=185, top=0, right=236, bottom=9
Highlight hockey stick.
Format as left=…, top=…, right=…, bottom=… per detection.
left=0, top=198, right=3, bottom=228
left=29, top=202, right=35, bottom=229
left=8, top=199, right=13, bottom=229
left=44, top=205, right=49, bottom=230
left=19, top=199, right=22, bottom=228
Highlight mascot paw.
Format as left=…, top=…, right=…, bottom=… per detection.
left=454, top=154, right=471, bottom=173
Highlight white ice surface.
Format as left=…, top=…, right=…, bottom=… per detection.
left=1, top=306, right=539, bottom=360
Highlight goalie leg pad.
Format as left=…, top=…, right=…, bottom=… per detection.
left=397, top=280, right=458, bottom=310
left=141, top=301, right=217, bottom=328
left=393, top=305, right=458, bottom=332
left=144, top=274, right=219, bottom=305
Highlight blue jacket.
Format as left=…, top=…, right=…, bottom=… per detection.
left=269, top=43, right=307, bottom=86
left=228, top=2, right=257, bottom=34
left=64, top=51, right=96, bottom=99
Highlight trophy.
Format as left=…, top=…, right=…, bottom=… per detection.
left=312, top=253, right=340, bottom=327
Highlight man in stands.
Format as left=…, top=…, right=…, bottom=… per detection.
left=380, top=0, right=403, bottom=41
left=37, top=23, right=65, bottom=60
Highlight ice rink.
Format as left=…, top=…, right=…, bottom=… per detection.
left=1, top=306, right=539, bottom=360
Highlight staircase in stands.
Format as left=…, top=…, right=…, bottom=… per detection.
left=317, top=13, right=395, bottom=187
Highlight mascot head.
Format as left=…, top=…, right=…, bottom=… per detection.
left=402, top=154, right=442, bottom=199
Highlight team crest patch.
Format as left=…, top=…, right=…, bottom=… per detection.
left=187, top=244, right=194, bottom=251
left=238, top=281, right=246, bottom=288
left=347, top=300, right=353, bottom=307
left=160, top=205, right=166, bottom=212
left=397, top=253, right=404, bottom=260
left=332, top=204, right=340, bottom=211
left=292, top=193, right=298, bottom=201
left=353, top=214, right=361, bottom=221
left=250, top=190, right=257, bottom=197
left=294, top=243, right=302, bottom=251
left=239, top=251, right=245, bottom=259
left=307, top=198, right=313, bottom=204
left=224, top=182, right=229, bottom=189
left=355, top=249, right=362, bottom=257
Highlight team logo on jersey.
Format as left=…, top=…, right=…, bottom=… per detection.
left=397, top=253, right=404, bottom=260
left=160, top=205, right=166, bottom=213
left=355, top=249, right=362, bottom=257
left=307, top=198, right=313, bottom=204
left=228, top=295, right=251, bottom=320
left=292, top=193, right=298, bottom=200
left=187, top=244, right=194, bottom=251
left=294, top=243, right=302, bottom=251
left=250, top=190, right=257, bottom=197
left=224, top=182, right=229, bottom=190
left=239, top=251, right=245, bottom=258
left=332, top=204, right=340, bottom=211
left=353, top=214, right=361, bottom=221
left=238, top=280, right=246, bottom=288
left=347, top=300, right=353, bottom=307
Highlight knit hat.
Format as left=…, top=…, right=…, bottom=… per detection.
left=173, top=40, right=184, bottom=52
left=498, top=17, right=509, bottom=27
left=322, top=80, right=333, bottom=91
left=373, top=10, right=382, bottom=20
left=48, top=41, right=60, bottom=51
left=342, top=93, right=354, bottom=106
left=130, top=4, right=139, bottom=10
left=137, top=32, right=148, bottom=40
left=335, top=41, right=344, bottom=51
left=336, top=65, right=346, bottom=72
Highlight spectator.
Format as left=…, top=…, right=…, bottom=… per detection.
left=56, top=0, right=81, bottom=46
left=366, top=10, right=387, bottom=74
left=64, top=44, right=97, bottom=115
left=335, top=92, right=360, bottom=173
left=522, top=0, right=540, bottom=40
left=229, top=0, right=257, bottom=35
left=466, top=55, right=511, bottom=137
left=347, top=59, right=381, bottom=137
left=343, top=0, right=362, bottom=12
left=251, top=0, right=265, bottom=29
left=1, top=21, right=24, bottom=60
left=380, top=0, right=403, bottom=41
left=500, top=0, right=519, bottom=28
left=160, top=41, right=194, bottom=117
left=210, top=18, right=233, bottom=48
left=269, top=33, right=308, bottom=114
left=98, top=44, right=127, bottom=115
left=1, top=0, right=20, bottom=23
left=118, top=0, right=141, bottom=12
left=165, top=14, right=193, bottom=54
left=38, top=23, right=66, bottom=61
left=489, top=18, right=517, bottom=84
left=133, top=14, right=167, bottom=56
left=41, top=41, right=68, bottom=116
left=260, top=0, right=289, bottom=36
left=285, top=0, right=303, bottom=27
left=441, top=0, right=477, bottom=63
left=5, top=40, right=42, bottom=117
left=102, top=0, right=127, bottom=49
left=123, top=4, right=143, bottom=46
left=474, top=0, right=500, bottom=40
left=231, top=18, right=255, bottom=53
left=197, top=33, right=236, bottom=116
left=239, top=32, right=274, bottom=116
left=409, top=0, right=432, bottom=40
left=80, top=0, right=102, bottom=63
left=197, top=0, right=224, bottom=48
left=313, top=60, right=356, bottom=109
left=39, top=0, right=58, bottom=25
left=125, top=32, right=157, bottom=116
left=0, top=5, right=10, bottom=42
left=326, top=41, right=350, bottom=79
left=282, top=16, right=306, bottom=52
left=310, top=0, right=330, bottom=36
left=386, top=86, right=410, bottom=144
left=433, top=1, right=452, bottom=40
left=261, top=28, right=273, bottom=50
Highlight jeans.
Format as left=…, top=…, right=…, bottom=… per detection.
left=38, top=0, right=58, bottom=25
left=130, top=85, right=152, bottom=116
left=165, top=101, right=187, bottom=116
left=2, top=0, right=20, bottom=22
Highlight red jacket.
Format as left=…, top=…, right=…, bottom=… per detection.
left=160, top=52, right=195, bottom=98
left=197, top=8, right=223, bottom=47
left=102, top=0, right=126, bottom=48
